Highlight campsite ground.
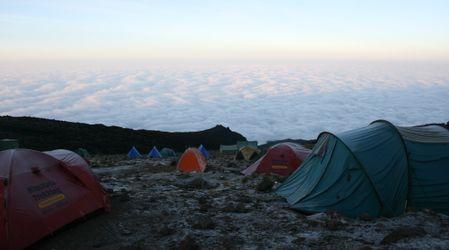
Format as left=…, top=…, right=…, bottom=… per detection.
left=31, top=153, right=449, bottom=249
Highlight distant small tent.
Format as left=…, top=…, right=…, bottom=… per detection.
left=242, top=143, right=311, bottom=176
left=76, top=148, right=91, bottom=159
left=235, top=146, right=260, bottom=161
left=237, top=140, right=258, bottom=150
left=148, top=146, right=162, bottom=158
left=198, top=144, right=209, bottom=158
left=276, top=120, right=449, bottom=218
left=177, top=148, right=207, bottom=173
left=0, top=139, right=19, bottom=151
left=220, top=144, right=238, bottom=155
left=127, top=146, right=141, bottom=159
left=160, top=147, right=176, bottom=158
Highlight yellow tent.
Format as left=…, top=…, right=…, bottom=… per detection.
left=235, top=146, right=260, bottom=161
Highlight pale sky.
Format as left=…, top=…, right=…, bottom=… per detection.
left=1, top=0, right=449, bottom=61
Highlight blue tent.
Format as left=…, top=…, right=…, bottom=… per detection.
left=148, top=146, right=162, bottom=158
left=127, top=146, right=141, bottom=159
left=276, top=120, right=449, bottom=217
left=198, top=144, right=209, bottom=158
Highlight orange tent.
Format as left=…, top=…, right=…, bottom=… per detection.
left=177, top=148, right=207, bottom=173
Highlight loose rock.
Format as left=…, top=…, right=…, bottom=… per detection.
left=158, top=224, right=176, bottom=236
left=191, top=214, right=215, bottom=230
left=222, top=202, right=249, bottom=213
left=256, top=175, right=274, bottom=192
left=178, top=234, right=200, bottom=250
left=179, top=177, right=217, bottom=189
left=381, top=226, right=426, bottom=244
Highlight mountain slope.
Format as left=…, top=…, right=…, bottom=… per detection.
left=0, top=116, right=246, bottom=154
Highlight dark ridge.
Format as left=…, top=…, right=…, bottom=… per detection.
left=259, top=138, right=317, bottom=151
left=0, top=116, right=246, bottom=154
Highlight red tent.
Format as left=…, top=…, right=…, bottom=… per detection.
left=242, top=142, right=311, bottom=176
left=0, top=149, right=110, bottom=250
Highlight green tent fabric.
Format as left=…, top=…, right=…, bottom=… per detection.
left=397, top=125, right=449, bottom=214
left=237, top=141, right=258, bottom=150
left=0, top=139, right=19, bottom=151
left=76, top=148, right=91, bottom=159
left=276, top=121, right=409, bottom=218
left=398, top=125, right=449, bottom=143
left=220, top=145, right=238, bottom=154
left=160, top=148, right=176, bottom=158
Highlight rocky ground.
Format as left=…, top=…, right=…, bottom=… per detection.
left=32, top=153, right=449, bottom=250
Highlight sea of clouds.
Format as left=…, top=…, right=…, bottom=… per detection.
left=1, top=60, right=449, bottom=143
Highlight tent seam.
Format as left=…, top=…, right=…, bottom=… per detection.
left=290, top=133, right=337, bottom=204
left=371, top=120, right=411, bottom=211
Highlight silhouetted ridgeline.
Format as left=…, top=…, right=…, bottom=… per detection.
left=259, top=138, right=317, bottom=151
left=0, top=116, right=246, bottom=154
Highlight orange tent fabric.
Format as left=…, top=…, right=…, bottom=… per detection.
left=177, top=148, right=207, bottom=173
left=242, top=142, right=311, bottom=176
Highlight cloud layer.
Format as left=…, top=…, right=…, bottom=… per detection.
left=1, top=61, right=449, bottom=143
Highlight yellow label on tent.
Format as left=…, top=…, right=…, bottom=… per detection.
left=38, top=194, right=66, bottom=208
left=272, top=165, right=288, bottom=169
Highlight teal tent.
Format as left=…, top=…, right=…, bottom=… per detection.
left=160, top=147, right=176, bottom=158
left=127, top=146, right=141, bottom=159
left=397, top=125, right=449, bottom=215
left=276, top=120, right=449, bottom=217
left=198, top=144, right=209, bottom=158
left=148, top=146, right=162, bottom=158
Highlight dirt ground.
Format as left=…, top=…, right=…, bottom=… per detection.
left=31, top=153, right=449, bottom=250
